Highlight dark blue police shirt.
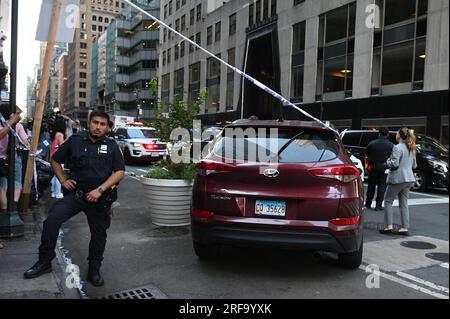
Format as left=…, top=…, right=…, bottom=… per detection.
left=52, top=131, right=125, bottom=192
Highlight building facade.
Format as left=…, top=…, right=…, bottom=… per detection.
left=159, top=0, right=449, bottom=144
left=0, top=0, right=9, bottom=100
left=90, top=0, right=160, bottom=121
left=65, top=0, right=127, bottom=122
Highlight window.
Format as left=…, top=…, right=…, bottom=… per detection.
left=167, top=48, right=171, bottom=64
left=175, top=19, right=180, bottom=32
left=249, top=3, right=254, bottom=26
left=80, top=32, right=88, bottom=40
left=79, top=92, right=86, bottom=98
left=215, top=21, right=221, bottom=42
left=81, top=23, right=86, bottom=30
left=169, top=1, right=173, bottom=15
left=255, top=0, right=261, bottom=23
left=105, top=17, right=109, bottom=23
left=176, top=0, right=180, bottom=10
left=162, top=51, right=166, bottom=66
left=80, top=52, right=87, bottom=59
left=226, top=49, right=236, bottom=110
left=372, top=0, right=428, bottom=95
left=163, top=28, right=167, bottom=42
left=161, top=73, right=170, bottom=110
left=263, top=0, right=269, bottom=20
left=294, top=0, right=305, bottom=5
left=79, top=82, right=87, bottom=88
left=180, top=41, right=185, bottom=58
left=80, top=42, right=87, bottom=49
left=189, top=62, right=201, bottom=103
left=181, top=15, right=186, bottom=31
left=174, top=68, right=184, bottom=97
left=196, top=4, right=202, bottom=21
left=80, top=62, right=87, bottom=69
left=229, top=14, right=237, bottom=36
left=316, top=4, right=356, bottom=101
left=207, top=26, right=213, bottom=45
left=99, top=26, right=103, bottom=32
left=190, top=8, right=195, bottom=25
left=92, top=24, right=97, bottom=31
left=164, top=5, right=168, bottom=19
left=99, top=16, right=103, bottom=23
left=189, top=35, right=195, bottom=53
left=207, top=55, right=221, bottom=112
left=271, top=0, right=277, bottom=16
left=291, top=21, right=305, bottom=102
left=174, top=43, right=179, bottom=60
left=93, top=15, right=97, bottom=21
left=195, top=32, right=201, bottom=50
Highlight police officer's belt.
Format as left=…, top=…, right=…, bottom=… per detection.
left=72, top=187, right=118, bottom=206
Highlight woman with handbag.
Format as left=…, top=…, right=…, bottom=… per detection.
left=49, top=118, right=66, bottom=199
left=380, top=128, right=418, bottom=236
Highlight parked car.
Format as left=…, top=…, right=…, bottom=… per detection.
left=340, top=130, right=449, bottom=192
left=192, top=120, right=364, bottom=269
left=113, top=125, right=168, bottom=164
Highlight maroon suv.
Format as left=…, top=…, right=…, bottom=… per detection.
left=191, top=120, right=364, bottom=269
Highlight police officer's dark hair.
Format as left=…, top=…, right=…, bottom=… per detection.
left=89, top=110, right=110, bottom=123
left=379, top=128, right=389, bottom=137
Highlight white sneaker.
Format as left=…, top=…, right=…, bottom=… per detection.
left=56, top=193, right=64, bottom=199
left=51, top=192, right=56, bottom=198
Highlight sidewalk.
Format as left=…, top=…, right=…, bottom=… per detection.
left=0, top=193, right=80, bottom=299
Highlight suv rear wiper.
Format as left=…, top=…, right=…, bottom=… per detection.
left=267, top=131, right=305, bottom=163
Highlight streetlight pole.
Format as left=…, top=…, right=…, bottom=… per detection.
left=0, top=0, right=24, bottom=238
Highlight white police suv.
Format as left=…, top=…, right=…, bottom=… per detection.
left=113, top=124, right=168, bottom=164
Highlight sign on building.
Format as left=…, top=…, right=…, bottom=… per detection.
left=35, top=0, right=80, bottom=43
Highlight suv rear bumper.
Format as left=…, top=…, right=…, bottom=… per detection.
left=192, top=223, right=363, bottom=254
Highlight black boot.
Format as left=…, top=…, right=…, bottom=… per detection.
left=24, top=261, right=52, bottom=279
left=87, top=266, right=105, bottom=287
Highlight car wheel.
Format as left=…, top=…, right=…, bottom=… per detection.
left=124, top=148, right=133, bottom=165
left=193, top=241, right=219, bottom=260
left=412, top=170, right=427, bottom=192
left=338, top=242, right=363, bottom=269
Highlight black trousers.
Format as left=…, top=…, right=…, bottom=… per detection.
left=38, top=194, right=111, bottom=269
left=366, top=169, right=388, bottom=208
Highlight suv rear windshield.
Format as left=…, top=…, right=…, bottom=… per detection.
left=127, top=129, right=156, bottom=139
left=212, top=129, right=339, bottom=163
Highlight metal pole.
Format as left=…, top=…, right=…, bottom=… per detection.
left=0, top=0, right=24, bottom=238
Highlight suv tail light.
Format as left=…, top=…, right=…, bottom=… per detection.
left=309, top=165, right=360, bottom=183
left=329, top=215, right=361, bottom=226
left=195, top=160, right=235, bottom=175
left=192, top=208, right=215, bottom=219
left=144, top=144, right=155, bottom=150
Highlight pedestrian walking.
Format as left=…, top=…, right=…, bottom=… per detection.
left=380, top=128, right=417, bottom=236
left=24, top=110, right=125, bottom=286
left=49, top=117, right=66, bottom=199
left=365, top=128, right=394, bottom=210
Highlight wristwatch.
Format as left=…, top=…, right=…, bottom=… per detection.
left=98, top=186, right=105, bottom=194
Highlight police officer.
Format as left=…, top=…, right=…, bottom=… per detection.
left=365, top=128, right=394, bottom=211
left=24, top=110, right=125, bottom=287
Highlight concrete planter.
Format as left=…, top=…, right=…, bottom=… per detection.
left=140, top=177, right=193, bottom=227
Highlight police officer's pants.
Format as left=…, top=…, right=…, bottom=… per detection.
left=38, top=193, right=111, bottom=269
left=366, top=169, right=388, bottom=208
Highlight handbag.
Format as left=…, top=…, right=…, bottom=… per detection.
left=0, top=158, right=8, bottom=177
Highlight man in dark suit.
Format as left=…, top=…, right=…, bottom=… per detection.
left=365, top=128, right=394, bottom=211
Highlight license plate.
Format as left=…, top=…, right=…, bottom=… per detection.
left=255, top=200, right=286, bottom=217
left=151, top=152, right=160, bottom=157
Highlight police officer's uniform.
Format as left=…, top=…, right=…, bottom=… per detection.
left=38, top=131, right=125, bottom=272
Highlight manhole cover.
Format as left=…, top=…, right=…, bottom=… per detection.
left=425, top=252, right=449, bottom=263
left=400, top=241, right=437, bottom=250
left=99, top=285, right=167, bottom=299
left=141, top=227, right=190, bottom=238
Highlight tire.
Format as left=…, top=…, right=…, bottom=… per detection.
left=193, top=241, right=219, bottom=260
left=123, top=148, right=133, bottom=165
left=338, top=242, right=363, bottom=269
left=412, top=170, right=427, bottom=192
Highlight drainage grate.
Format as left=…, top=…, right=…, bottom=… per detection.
left=425, top=252, right=449, bottom=263
left=400, top=241, right=437, bottom=250
left=99, top=285, right=167, bottom=299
